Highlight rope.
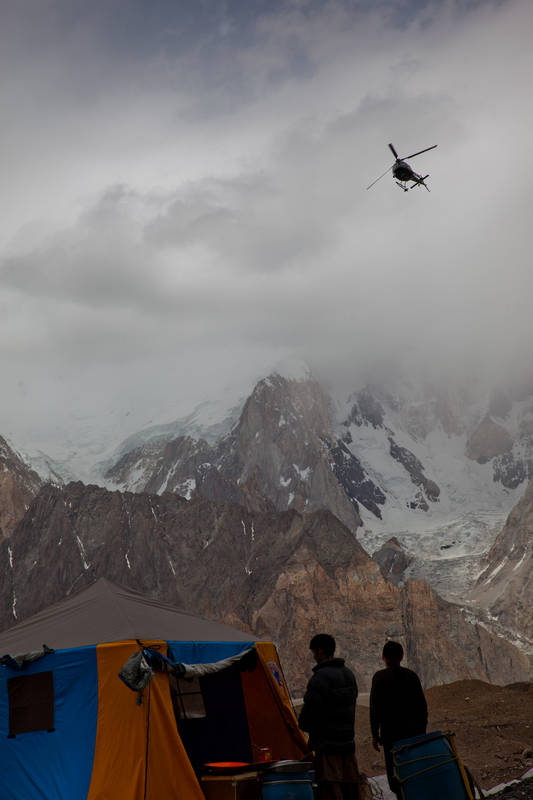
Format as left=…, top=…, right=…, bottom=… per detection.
left=396, top=756, right=459, bottom=784
left=397, top=753, right=456, bottom=768
left=143, top=680, right=152, bottom=800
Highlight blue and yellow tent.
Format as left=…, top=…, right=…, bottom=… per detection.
left=0, top=578, right=306, bottom=800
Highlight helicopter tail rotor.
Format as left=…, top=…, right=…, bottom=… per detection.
left=412, top=174, right=431, bottom=191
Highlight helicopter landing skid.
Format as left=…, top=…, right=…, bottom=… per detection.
left=396, top=181, right=409, bottom=192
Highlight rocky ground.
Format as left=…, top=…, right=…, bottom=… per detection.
left=489, top=777, right=533, bottom=800
left=354, top=680, right=533, bottom=790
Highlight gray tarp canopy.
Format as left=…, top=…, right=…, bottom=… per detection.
left=0, top=578, right=253, bottom=655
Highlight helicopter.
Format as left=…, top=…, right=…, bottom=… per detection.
left=366, top=143, right=437, bottom=192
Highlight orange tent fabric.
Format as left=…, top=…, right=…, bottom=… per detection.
left=87, top=641, right=206, bottom=800
left=241, top=642, right=308, bottom=761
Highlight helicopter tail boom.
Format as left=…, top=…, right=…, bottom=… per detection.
left=409, top=174, right=430, bottom=191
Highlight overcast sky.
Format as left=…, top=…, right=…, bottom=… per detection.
left=1, top=0, right=532, bottom=454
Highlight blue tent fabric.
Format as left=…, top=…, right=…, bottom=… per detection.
left=167, top=640, right=255, bottom=665
left=0, top=581, right=258, bottom=800
left=0, top=647, right=98, bottom=800
left=0, top=641, right=254, bottom=799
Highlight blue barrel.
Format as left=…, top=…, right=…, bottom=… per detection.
left=262, top=761, right=314, bottom=800
left=392, top=731, right=471, bottom=800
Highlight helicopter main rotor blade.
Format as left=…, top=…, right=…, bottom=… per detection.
left=366, top=164, right=394, bottom=190
left=401, top=144, right=437, bottom=160
left=388, top=143, right=399, bottom=159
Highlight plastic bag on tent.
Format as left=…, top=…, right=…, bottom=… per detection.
left=118, top=650, right=153, bottom=704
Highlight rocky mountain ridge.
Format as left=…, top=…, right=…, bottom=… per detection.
left=471, top=478, right=533, bottom=652
left=366, top=483, right=533, bottom=662
left=103, top=371, right=533, bottom=532
left=1, top=367, right=532, bottom=685
left=99, top=370, right=533, bottom=612
left=0, top=437, right=42, bottom=540
left=98, top=369, right=533, bottom=664
left=0, top=481, right=529, bottom=693
left=105, top=374, right=378, bottom=531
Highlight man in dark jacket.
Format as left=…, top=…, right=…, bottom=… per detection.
left=299, top=634, right=359, bottom=800
left=370, top=641, right=428, bottom=800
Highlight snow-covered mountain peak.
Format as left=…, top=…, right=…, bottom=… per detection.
left=97, top=371, right=533, bottom=534
left=114, top=397, right=245, bottom=455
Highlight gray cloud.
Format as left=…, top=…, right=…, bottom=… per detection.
left=0, top=0, right=532, bottom=450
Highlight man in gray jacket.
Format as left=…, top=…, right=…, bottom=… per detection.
left=299, top=634, right=359, bottom=800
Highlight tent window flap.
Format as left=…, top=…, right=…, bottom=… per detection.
left=170, top=675, right=207, bottom=720
left=7, top=671, right=54, bottom=736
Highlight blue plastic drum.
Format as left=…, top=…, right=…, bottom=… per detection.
left=262, top=761, right=314, bottom=800
left=392, top=731, right=471, bottom=800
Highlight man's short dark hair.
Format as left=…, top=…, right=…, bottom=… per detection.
left=310, top=634, right=336, bottom=658
left=383, top=640, right=403, bottom=661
